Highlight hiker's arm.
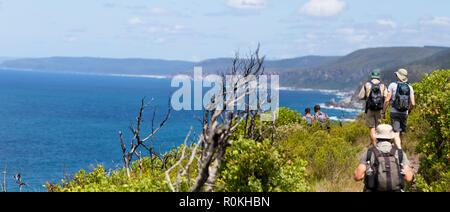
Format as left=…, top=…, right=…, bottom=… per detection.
left=409, top=95, right=416, bottom=112
left=382, top=92, right=392, bottom=118
left=358, top=84, right=366, bottom=100
left=403, top=165, right=413, bottom=182
left=354, top=163, right=366, bottom=181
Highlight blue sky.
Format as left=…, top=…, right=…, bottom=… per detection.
left=1, top=0, right=450, bottom=61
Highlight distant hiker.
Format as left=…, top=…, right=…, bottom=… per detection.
left=313, top=105, right=329, bottom=129
left=382, top=69, right=416, bottom=149
left=302, top=108, right=313, bottom=126
left=354, top=124, right=413, bottom=192
left=358, top=69, right=388, bottom=146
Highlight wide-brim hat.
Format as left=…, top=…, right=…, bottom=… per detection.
left=374, top=124, right=395, bottom=140
left=395, top=68, right=408, bottom=82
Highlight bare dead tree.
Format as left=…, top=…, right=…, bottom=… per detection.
left=166, top=45, right=273, bottom=192
left=165, top=127, right=202, bottom=192
left=14, top=173, right=28, bottom=192
left=1, top=165, right=6, bottom=192
left=197, top=46, right=266, bottom=192
left=119, top=97, right=171, bottom=178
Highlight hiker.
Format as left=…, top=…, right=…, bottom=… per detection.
left=354, top=124, right=413, bottom=192
left=382, top=69, right=416, bottom=149
left=358, top=69, right=388, bottom=146
left=313, top=105, right=329, bottom=129
left=302, top=108, right=313, bottom=126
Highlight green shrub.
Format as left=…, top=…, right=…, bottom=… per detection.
left=45, top=145, right=197, bottom=192
left=216, top=138, right=310, bottom=192
left=274, top=107, right=305, bottom=127
left=46, top=165, right=172, bottom=192
left=278, top=116, right=364, bottom=182
left=411, top=70, right=450, bottom=192
left=230, top=107, right=306, bottom=141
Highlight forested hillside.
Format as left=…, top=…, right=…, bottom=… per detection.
left=1, top=46, right=448, bottom=91
left=280, top=46, right=448, bottom=90
left=382, top=49, right=450, bottom=84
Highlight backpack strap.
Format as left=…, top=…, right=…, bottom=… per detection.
left=395, top=82, right=400, bottom=98
left=390, top=146, right=405, bottom=190
left=398, top=149, right=403, bottom=164
left=370, top=147, right=381, bottom=167
left=366, top=147, right=373, bottom=162
left=392, top=146, right=404, bottom=164
left=371, top=146, right=381, bottom=158
left=397, top=148, right=405, bottom=189
left=367, top=81, right=374, bottom=99
left=384, top=148, right=394, bottom=191
left=389, top=146, right=398, bottom=156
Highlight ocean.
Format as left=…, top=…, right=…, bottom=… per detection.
left=0, top=69, right=361, bottom=191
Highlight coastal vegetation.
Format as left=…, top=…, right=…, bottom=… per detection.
left=44, top=69, right=449, bottom=192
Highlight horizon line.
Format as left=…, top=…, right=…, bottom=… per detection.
left=1, top=45, right=448, bottom=62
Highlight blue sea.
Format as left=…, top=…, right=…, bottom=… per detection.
left=0, top=70, right=360, bottom=191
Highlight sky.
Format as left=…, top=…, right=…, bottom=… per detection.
left=1, top=0, right=450, bottom=61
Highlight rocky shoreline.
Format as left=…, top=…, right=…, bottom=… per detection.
left=324, top=91, right=365, bottom=111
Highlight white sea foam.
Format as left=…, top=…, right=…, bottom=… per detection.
left=278, top=86, right=352, bottom=97
left=319, top=103, right=363, bottom=113
left=329, top=116, right=356, bottom=122
left=107, top=73, right=169, bottom=79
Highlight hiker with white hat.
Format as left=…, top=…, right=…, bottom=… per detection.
left=354, top=124, right=413, bottom=192
left=382, top=68, right=416, bottom=149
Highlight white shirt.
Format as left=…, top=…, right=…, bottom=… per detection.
left=388, top=82, right=414, bottom=114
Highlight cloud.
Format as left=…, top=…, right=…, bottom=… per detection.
left=377, top=19, right=397, bottom=28
left=147, top=25, right=186, bottom=34
left=227, top=0, right=266, bottom=9
left=64, top=36, right=78, bottom=43
left=420, top=16, right=450, bottom=26
left=153, top=37, right=165, bottom=44
left=149, top=7, right=168, bottom=15
left=299, top=0, right=346, bottom=17
left=336, top=27, right=370, bottom=43
left=103, top=3, right=115, bottom=8
left=128, top=17, right=144, bottom=25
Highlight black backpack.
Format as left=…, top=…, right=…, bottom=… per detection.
left=364, top=146, right=405, bottom=192
left=393, top=82, right=411, bottom=112
left=366, top=82, right=384, bottom=111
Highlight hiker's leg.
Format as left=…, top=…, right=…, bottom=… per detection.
left=390, top=112, right=403, bottom=148
left=370, top=128, right=377, bottom=146
left=397, top=113, right=408, bottom=149
left=366, top=110, right=379, bottom=146
left=394, top=132, right=402, bottom=148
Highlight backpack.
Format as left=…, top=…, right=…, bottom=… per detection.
left=315, top=112, right=327, bottom=124
left=393, top=82, right=410, bottom=112
left=366, top=82, right=384, bottom=111
left=364, top=146, right=405, bottom=192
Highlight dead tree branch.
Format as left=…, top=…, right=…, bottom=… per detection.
left=165, top=127, right=195, bottom=192
left=165, top=45, right=275, bottom=192
left=191, top=44, right=267, bottom=192
left=119, top=97, right=171, bottom=178
left=14, top=173, right=28, bottom=192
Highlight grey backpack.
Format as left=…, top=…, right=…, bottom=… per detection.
left=364, top=146, right=404, bottom=192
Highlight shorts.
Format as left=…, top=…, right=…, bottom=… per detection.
left=365, top=110, right=382, bottom=128
left=390, top=112, right=408, bottom=134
